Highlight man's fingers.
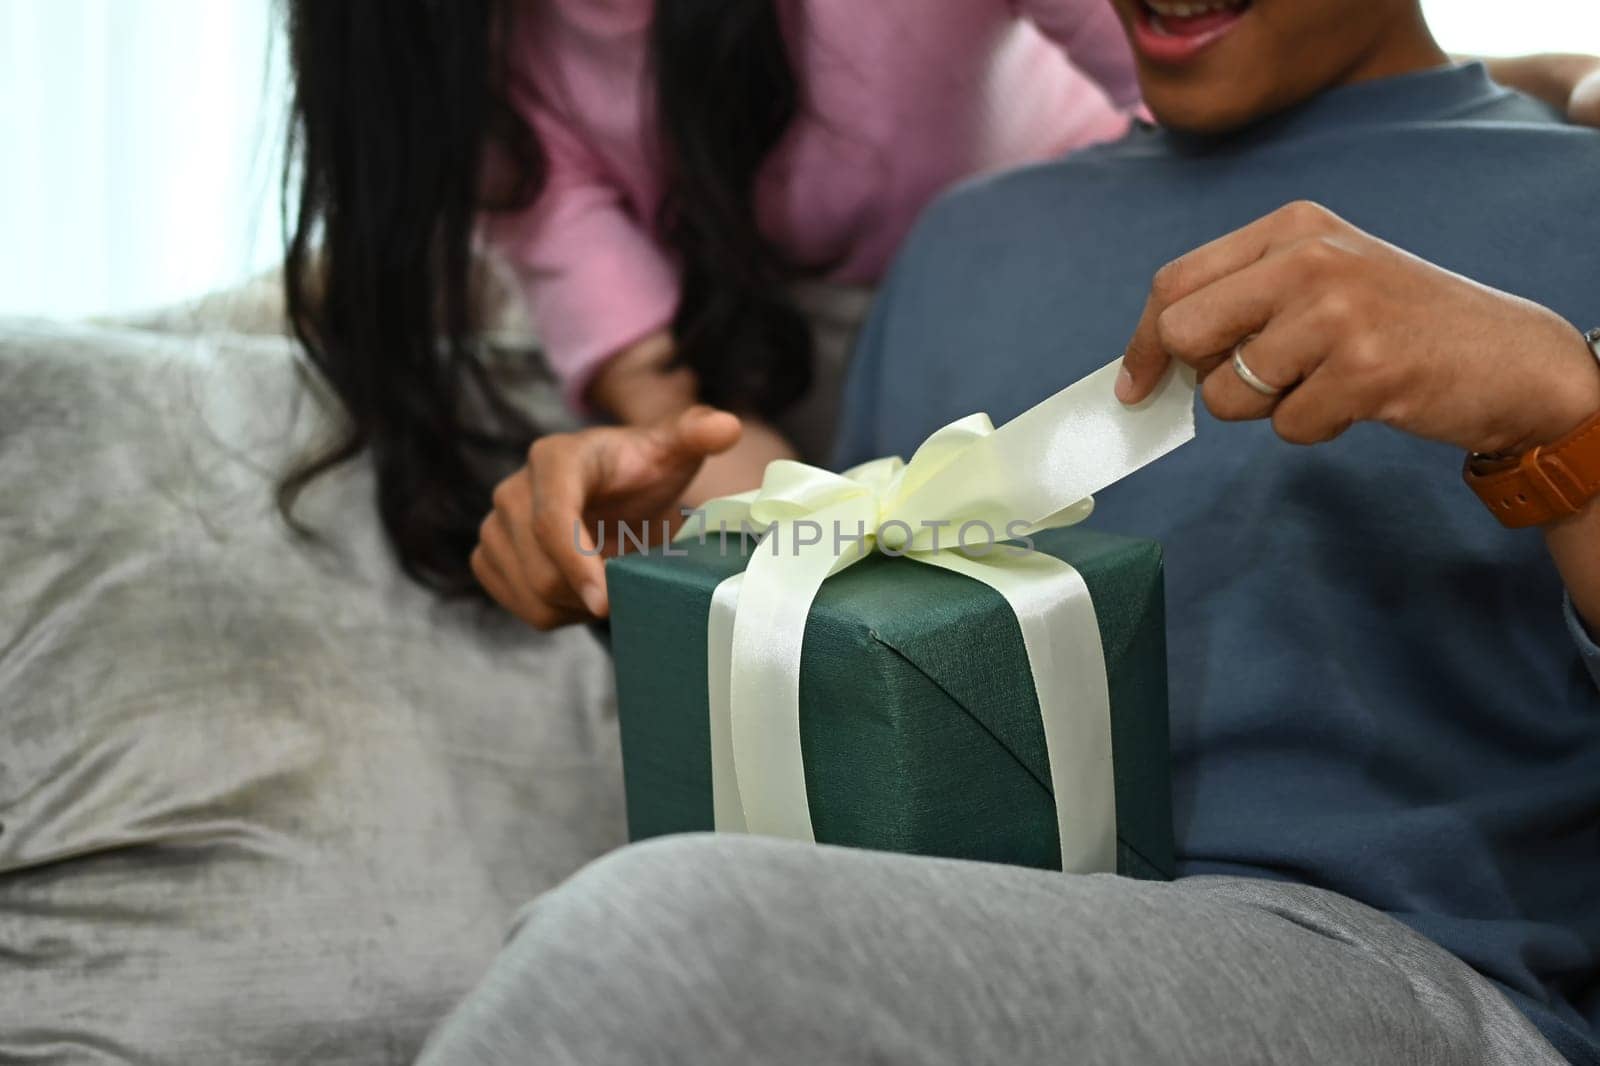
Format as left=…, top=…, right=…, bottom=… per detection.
left=1171, top=201, right=1345, bottom=297
left=1194, top=313, right=1368, bottom=447
left=1199, top=317, right=1321, bottom=423
left=1117, top=292, right=1173, bottom=404
left=1120, top=201, right=1346, bottom=404
left=1269, top=370, right=1359, bottom=447
left=1154, top=253, right=1298, bottom=373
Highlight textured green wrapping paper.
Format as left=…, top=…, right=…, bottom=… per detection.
left=606, top=525, right=1175, bottom=879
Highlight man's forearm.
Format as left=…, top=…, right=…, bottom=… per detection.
left=1544, top=503, right=1600, bottom=631
left=1538, top=327, right=1600, bottom=630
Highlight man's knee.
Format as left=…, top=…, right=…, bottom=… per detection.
left=506, top=833, right=794, bottom=971
left=457, top=834, right=812, bottom=1059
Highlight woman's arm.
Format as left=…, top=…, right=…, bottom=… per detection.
left=483, top=106, right=683, bottom=409
left=472, top=315, right=802, bottom=630
left=1116, top=201, right=1600, bottom=625
left=481, top=142, right=801, bottom=628
left=1475, top=53, right=1600, bottom=124
left=471, top=317, right=800, bottom=630
left=492, top=107, right=799, bottom=497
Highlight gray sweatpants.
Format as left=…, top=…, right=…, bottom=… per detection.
left=416, top=835, right=1563, bottom=1066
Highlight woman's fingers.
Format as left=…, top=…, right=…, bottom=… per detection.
left=477, top=505, right=538, bottom=607
left=470, top=542, right=518, bottom=607
left=1569, top=65, right=1600, bottom=127
left=504, top=510, right=588, bottom=614
left=497, top=466, right=587, bottom=611
left=484, top=467, right=587, bottom=614
left=591, top=406, right=742, bottom=497
left=476, top=407, right=745, bottom=629
left=529, top=435, right=611, bottom=619
left=656, top=405, right=743, bottom=463
left=472, top=520, right=587, bottom=630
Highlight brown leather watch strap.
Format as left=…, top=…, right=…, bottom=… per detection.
left=1465, top=330, right=1600, bottom=527
left=1465, top=415, right=1600, bottom=527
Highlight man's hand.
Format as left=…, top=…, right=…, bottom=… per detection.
left=472, top=406, right=742, bottom=630
left=1117, top=201, right=1600, bottom=457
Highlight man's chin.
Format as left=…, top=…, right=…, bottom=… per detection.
left=1141, top=86, right=1277, bottom=137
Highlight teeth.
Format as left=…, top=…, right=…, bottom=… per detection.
left=1146, top=0, right=1244, bottom=17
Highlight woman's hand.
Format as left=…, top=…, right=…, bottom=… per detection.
left=1117, top=201, right=1600, bottom=457
left=472, top=406, right=742, bottom=630
left=1478, top=53, right=1600, bottom=127
left=1573, top=64, right=1600, bottom=127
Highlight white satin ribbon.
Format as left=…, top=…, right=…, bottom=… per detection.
left=678, top=358, right=1197, bottom=870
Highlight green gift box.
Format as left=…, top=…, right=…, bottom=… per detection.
left=606, top=524, right=1175, bottom=879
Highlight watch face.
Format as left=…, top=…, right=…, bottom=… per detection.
left=1587, top=327, right=1600, bottom=357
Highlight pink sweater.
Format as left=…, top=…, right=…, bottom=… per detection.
left=487, top=0, right=1137, bottom=405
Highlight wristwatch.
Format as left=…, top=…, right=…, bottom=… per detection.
left=1464, top=327, right=1600, bottom=528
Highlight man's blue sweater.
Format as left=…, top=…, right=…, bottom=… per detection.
left=835, top=64, right=1600, bottom=1063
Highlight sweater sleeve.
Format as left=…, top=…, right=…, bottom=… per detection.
left=1563, top=594, right=1600, bottom=691
left=483, top=105, right=681, bottom=411
left=1015, top=0, right=1142, bottom=109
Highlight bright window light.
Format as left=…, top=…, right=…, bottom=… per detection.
left=1, top=3, right=1596, bottom=317
left=1424, top=1, right=1600, bottom=55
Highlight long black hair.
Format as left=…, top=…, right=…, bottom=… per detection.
left=281, top=0, right=543, bottom=595
left=280, top=0, right=809, bottom=595
left=653, top=1, right=814, bottom=419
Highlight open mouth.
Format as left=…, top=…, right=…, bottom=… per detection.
left=1132, top=0, right=1252, bottom=64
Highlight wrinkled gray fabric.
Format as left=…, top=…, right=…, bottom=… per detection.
left=0, top=316, right=626, bottom=1065
left=418, top=835, right=1565, bottom=1066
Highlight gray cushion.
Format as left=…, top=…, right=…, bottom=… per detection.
left=0, top=317, right=625, bottom=1063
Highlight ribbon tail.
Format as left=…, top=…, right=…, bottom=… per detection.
left=727, top=498, right=878, bottom=841
left=887, top=359, right=1196, bottom=540
left=706, top=573, right=747, bottom=832
left=913, top=548, right=1118, bottom=874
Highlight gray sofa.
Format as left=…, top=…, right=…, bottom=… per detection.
left=0, top=288, right=626, bottom=1063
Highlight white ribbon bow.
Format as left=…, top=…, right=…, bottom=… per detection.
left=676, top=358, right=1196, bottom=872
